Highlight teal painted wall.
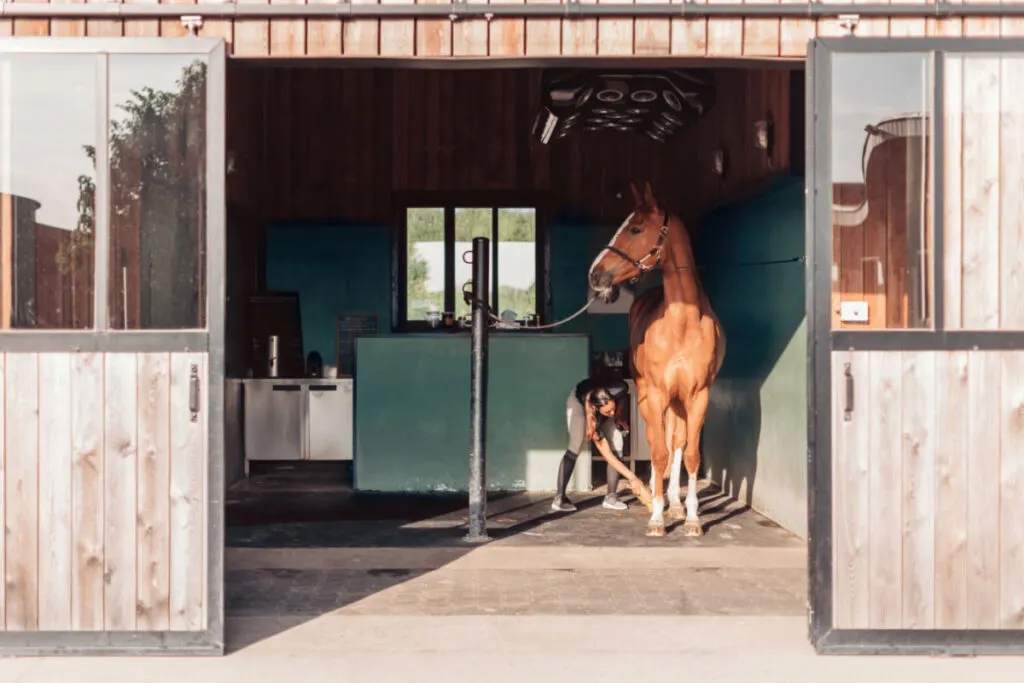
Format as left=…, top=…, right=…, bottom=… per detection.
left=266, top=218, right=639, bottom=359
left=695, top=175, right=808, bottom=538
left=354, top=334, right=590, bottom=492
left=266, top=223, right=393, bottom=366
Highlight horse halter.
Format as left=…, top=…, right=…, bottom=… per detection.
left=602, top=210, right=670, bottom=284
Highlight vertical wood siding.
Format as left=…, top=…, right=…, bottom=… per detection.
left=832, top=349, right=1024, bottom=630
left=944, top=52, right=1024, bottom=330
left=0, top=352, right=207, bottom=632
left=7, top=0, right=1024, bottom=58
left=224, top=66, right=793, bottom=227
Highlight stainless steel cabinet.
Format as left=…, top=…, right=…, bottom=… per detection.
left=242, top=378, right=353, bottom=472
left=244, top=379, right=305, bottom=465
left=308, top=382, right=354, bottom=461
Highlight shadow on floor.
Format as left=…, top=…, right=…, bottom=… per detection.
left=223, top=462, right=805, bottom=652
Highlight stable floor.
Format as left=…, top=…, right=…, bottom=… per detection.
left=223, top=463, right=805, bottom=645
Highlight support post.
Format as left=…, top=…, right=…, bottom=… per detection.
left=465, top=236, right=490, bottom=543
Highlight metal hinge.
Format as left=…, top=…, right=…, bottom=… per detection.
left=189, top=363, right=200, bottom=423
left=837, top=14, right=860, bottom=36
left=180, top=15, right=203, bottom=36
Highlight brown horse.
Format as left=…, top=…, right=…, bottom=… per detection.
left=588, top=182, right=726, bottom=537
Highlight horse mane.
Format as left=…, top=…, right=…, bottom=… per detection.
left=665, top=211, right=707, bottom=293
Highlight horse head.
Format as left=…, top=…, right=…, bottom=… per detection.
left=587, top=181, right=669, bottom=302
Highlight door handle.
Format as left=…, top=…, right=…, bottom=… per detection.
left=309, top=385, right=338, bottom=392
left=843, top=362, right=854, bottom=422
left=189, top=363, right=200, bottom=423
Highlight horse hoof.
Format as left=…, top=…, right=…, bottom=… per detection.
left=645, top=522, right=666, bottom=538
left=668, top=505, right=686, bottom=522
left=682, top=520, right=704, bottom=537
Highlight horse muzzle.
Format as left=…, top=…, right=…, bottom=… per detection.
left=589, top=267, right=614, bottom=291
left=597, top=285, right=621, bottom=304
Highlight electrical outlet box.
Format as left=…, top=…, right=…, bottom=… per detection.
left=840, top=301, right=869, bottom=323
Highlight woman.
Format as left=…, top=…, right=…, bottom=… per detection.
left=551, top=374, right=644, bottom=513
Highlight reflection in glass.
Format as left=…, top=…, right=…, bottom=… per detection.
left=496, top=208, right=537, bottom=319
left=108, top=54, right=208, bottom=330
left=454, top=208, right=492, bottom=319
left=405, top=207, right=445, bottom=321
left=0, top=54, right=97, bottom=329
left=830, top=52, right=933, bottom=330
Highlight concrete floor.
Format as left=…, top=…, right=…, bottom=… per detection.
left=223, top=463, right=805, bottom=628
left=4, top=615, right=1024, bottom=683
left=3, top=465, right=1022, bottom=680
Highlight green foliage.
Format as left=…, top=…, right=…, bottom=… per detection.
left=406, top=209, right=444, bottom=319
left=70, top=60, right=207, bottom=327
left=406, top=207, right=538, bottom=322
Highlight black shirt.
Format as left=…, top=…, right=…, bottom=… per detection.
left=574, top=375, right=629, bottom=406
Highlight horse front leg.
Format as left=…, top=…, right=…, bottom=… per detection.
left=666, top=406, right=687, bottom=522
left=681, top=388, right=711, bottom=537
left=641, top=394, right=669, bottom=538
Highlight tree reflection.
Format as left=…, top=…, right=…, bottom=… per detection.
left=66, top=59, right=207, bottom=330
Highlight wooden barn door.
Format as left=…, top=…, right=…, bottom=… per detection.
left=809, top=38, right=1024, bottom=655
left=0, top=37, right=225, bottom=655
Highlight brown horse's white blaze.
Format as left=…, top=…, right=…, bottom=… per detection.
left=588, top=182, right=726, bottom=538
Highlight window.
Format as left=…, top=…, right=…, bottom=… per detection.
left=398, top=197, right=546, bottom=330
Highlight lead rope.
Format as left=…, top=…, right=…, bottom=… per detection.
left=460, top=279, right=599, bottom=331
left=459, top=252, right=805, bottom=331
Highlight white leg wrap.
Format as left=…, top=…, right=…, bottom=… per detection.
left=650, top=496, right=665, bottom=525
left=685, top=472, right=700, bottom=521
left=667, top=447, right=683, bottom=507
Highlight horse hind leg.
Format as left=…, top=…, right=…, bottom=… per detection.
left=681, top=388, right=711, bottom=537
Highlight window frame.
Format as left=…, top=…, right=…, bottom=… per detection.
left=392, top=191, right=551, bottom=333
left=0, top=39, right=222, bottom=353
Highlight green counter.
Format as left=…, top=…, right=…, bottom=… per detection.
left=354, top=333, right=591, bottom=493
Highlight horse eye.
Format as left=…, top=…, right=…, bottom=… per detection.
left=629, top=226, right=644, bottom=235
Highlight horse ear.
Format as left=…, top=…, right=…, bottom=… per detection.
left=629, top=182, right=643, bottom=208
left=643, top=181, right=659, bottom=211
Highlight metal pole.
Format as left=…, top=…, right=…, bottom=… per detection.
left=465, top=236, right=490, bottom=544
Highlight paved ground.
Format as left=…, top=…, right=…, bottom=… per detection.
left=2, top=468, right=1023, bottom=680
left=4, top=616, right=1024, bottom=683
left=224, top=465, right=805, bottom=625
left=227, top=463, right=802, bottom=549
left=225, top=546, right=808, bottom=621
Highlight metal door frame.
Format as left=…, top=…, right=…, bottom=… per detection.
left=0, top=37, right=226, bottom=655
left=807, top=36, right=1024, bottom=655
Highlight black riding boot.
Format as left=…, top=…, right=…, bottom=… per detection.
left=603, top=451, right=628, bottom=511
left=551, top=450, right=578, bottom=512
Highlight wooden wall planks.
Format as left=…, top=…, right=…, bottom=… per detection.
left=38, top=354, right=73, bottom=631
left=0, top=352, right=207, bottom=633
left=944, top=53, right=1024, bottom=331
left=14, top=0, right=1024, bottom=57
left=5, top=354, right=39, bottom=630
left=832, top=349, right=1024, bottom=630
left=226, top=65, right=793, bottom=227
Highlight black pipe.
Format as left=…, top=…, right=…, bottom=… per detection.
left=0, top=1, right=1019, bottom=19
left=465, top=236, right=490, bottom=544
